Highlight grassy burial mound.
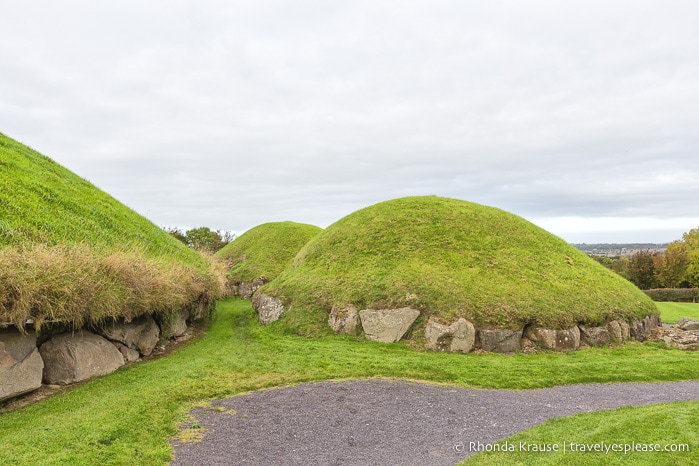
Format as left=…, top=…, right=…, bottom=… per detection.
left=215, top=221, right=321, bottom=297
left=0, top=132, right=224, bottom=330
left=255, top=196, right=658, bottom=351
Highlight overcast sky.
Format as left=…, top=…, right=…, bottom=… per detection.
left=1, top=1, right=698, bottom=243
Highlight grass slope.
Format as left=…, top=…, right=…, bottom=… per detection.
left=215, top=221, right=321, bottom=282
left=0, top=298, right=697, bottom=465
left=0, top=132, right=222, bottom=327
left=261, top=196, right=657, bottom=336
left=0, top=133, right=202, bottom=264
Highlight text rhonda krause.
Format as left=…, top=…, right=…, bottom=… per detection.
left=466, top=441, right=691, bottom=454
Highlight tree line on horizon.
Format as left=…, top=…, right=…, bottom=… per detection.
left=591, top=227, right=699, bottom=290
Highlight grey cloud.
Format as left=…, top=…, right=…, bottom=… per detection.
left=1, top=1, right=698, bottom=241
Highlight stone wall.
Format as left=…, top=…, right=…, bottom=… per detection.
left=0, top=304, right=207, bottom=403
left=252, top=294, right=671, bottom=356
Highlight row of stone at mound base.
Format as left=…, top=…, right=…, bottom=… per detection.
left=0, top=302, right=209, bottom=403
left=252, top=293, right=662, bottom=353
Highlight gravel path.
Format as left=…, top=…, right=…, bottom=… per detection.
left=171, top=379, right=699, bottom=466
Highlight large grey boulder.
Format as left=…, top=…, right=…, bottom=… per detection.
left=579, top=325, right=611, bottom=346
left=662, top=328, right=699, bottom=351
left=359, top=308, right=420, bottom=343
left=677, top=318, right=699, bottom=331
left=159, top=308, right=189, bottom=339
left=524, top=326, right=580, bottom=351
left=39, top=331, right=124, bottom=385
left=479, top=328, right=523, bottom=353
left=252, top=293, right=286, bottom=324
left=98, top=316, right=160, bottom=356
left=425, top=318, right=475, bottom=353
left=606, top=320, right=630, bottom=342
left=0, top=328, right=44, bottom=401
left=328, top=305, right=359, bottom=335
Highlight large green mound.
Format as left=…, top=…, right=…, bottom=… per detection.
left=0, top=132, right=222, bottom=328
left=0, top=133, right=202, bottom=265
left=260, top=196, right=657, bottom=334
left=216, top=221, right=321, bottom=283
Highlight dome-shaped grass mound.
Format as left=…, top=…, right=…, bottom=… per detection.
left=215, top=221, right=321, bottom=284
left=259, top=196, right=657, bottom=335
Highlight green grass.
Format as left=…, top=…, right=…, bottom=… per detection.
left=656, top=302, right=699, bottom=325
left=262, top=196, right=657, bottom=337
left=0, top=298, right=696, bottom=465
left=463, top=402, right=698, bottom=465
left=0, top=133, right=204, bottom=266
left=0, top=133, right=223, bottom=327
left=215, top=221, right=321, bottom=282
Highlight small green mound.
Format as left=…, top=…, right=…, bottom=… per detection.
left=215, top=221, right=321, bottom=283
left=260, top=196, right=657, bottom=335
left=0, top=132, right=223, bottom=328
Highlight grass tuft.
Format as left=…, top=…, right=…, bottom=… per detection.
left=0, top=244, right=226, bottom=330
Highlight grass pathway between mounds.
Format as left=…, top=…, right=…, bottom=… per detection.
left=0, top=298, right=698, bottom=465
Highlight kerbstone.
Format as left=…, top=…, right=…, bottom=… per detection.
left=159, top=308, right=189, bottom=339
left=479, top=328, right=523, bottom=353
left=99, top=316, right=160, bottom=356
left=0, top=328, right=44, bottom=401
left=252, top=293, right=286, bottom=324
left=425, top=318, right=475, bottom=353
left=579, top=325, right=611, bottom=346
left=328, top=305, right=359, bottom=335
left=524, top=326, right=580, bottom=351
left=359, top=308, right=420, bottom=343
left=40, top=331, right=124, bottom=385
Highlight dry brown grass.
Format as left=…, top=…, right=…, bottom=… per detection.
left=0, top=244, right=227, bottom=331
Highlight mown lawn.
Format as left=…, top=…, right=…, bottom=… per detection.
left=463, top=402, right=698, bottom=465
left=656, top=301, right=699, bottom=325
left=0, top=298, right=697, bottom=465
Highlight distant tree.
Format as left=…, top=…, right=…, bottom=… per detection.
left=163, top=226, right=235, bottom=253
left=655, top=240, right=689, bottom=288
left=590, top=255, right=630, bottom=280
left=627, top=250, right=660, bottom=289
left=219, top=230, right=237, bottom=244
left=612, top=255, right=630, bottom=280
left=590, top=255, right=614, bottom=268
left=684, top=227, right=699, bottom=287
left=183, top=227, right=224, bottom=253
